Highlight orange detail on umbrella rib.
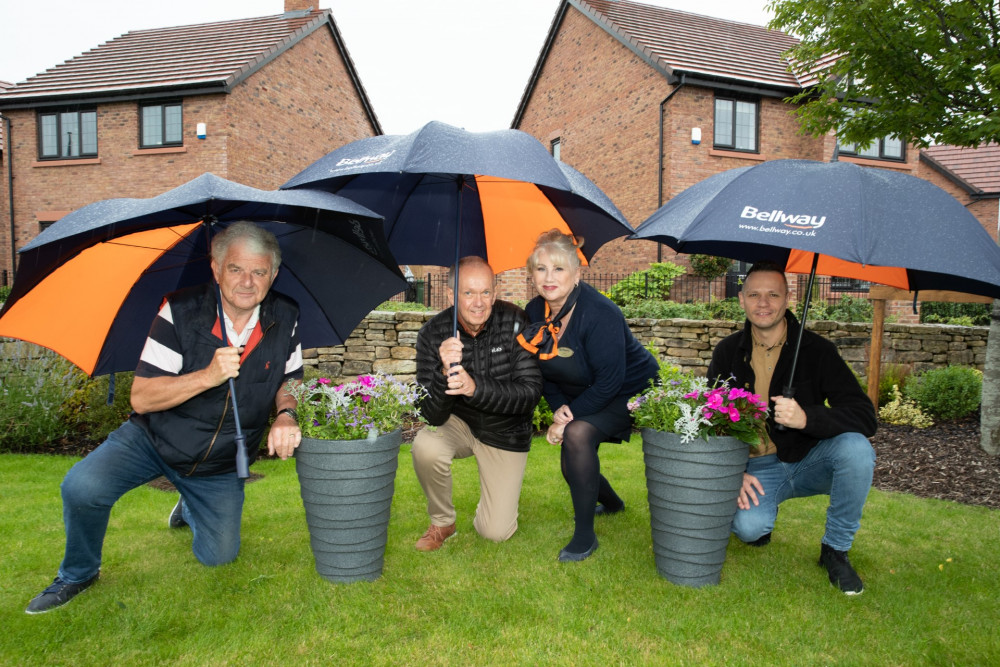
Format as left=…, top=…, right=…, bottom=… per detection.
left=476, top=176, right=586, bottom=274
left=786, top=250, right=910, bottom=290
left=0, top=223, right=201, bottom=375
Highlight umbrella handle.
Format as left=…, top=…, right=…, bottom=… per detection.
left=775, top=385, right=795, bottom=432
left=777, top=254, right=819, bottom=432
left=215, top=283, right=250, bottom=479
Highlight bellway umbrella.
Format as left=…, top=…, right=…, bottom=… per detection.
left=281, top=121, right=634, bottom=331
left=630, top=158, right=1000, bottom=396
left=0, top=173, right=407, bottom=377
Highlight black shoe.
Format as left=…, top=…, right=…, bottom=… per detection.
left=746, top=532, right=772, bottom=547
left=168, top=498, right=188, bottom=528
left=819, top=543, right=864, bottom=595
left=558, top=537, right=599, bottom=562
left=595, top=501, right=625, bottom=516
left=25, top=574, right=99, bottom=614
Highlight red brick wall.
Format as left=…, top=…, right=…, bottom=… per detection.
left=228, top=26, right=378, bottom=190
left=0, top=25, right=377, bottom=278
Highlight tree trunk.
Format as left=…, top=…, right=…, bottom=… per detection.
left=981, top=299, right=1000, bottom=455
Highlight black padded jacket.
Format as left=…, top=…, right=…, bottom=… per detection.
left=415, top=300, right=543, bottom=452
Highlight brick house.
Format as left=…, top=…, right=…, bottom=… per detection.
left=507, top=0, right=996, bottom=320
left=0, top=0, right=379, bottom=281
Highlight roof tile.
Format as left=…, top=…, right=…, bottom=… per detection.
left=578, top=0, right=802, bottom=89
left=0, top=11, right=329, bottom=103
left=923, top=144, right=1000, bottom=195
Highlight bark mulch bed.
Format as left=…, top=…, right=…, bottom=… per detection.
left=23, top=414, right=1000, bottom=510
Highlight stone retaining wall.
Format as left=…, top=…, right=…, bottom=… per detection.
left=305, top=311, right=989, bottom=383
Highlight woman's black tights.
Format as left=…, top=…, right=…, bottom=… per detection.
left=560, top=420, right=624, bottom=554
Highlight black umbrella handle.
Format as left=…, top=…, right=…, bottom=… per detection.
left=777, top=254, right=819, bottom=432
left=215, top=283, right=250, bottom=479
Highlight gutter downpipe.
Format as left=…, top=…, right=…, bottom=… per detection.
left=657, top=74, right=685, bottom=262
left=3, top=114, right=13, bottom=279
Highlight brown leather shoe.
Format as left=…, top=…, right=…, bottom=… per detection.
left=415, top=523, right=456, bottom=551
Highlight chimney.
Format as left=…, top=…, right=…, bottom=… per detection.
left=284, top=0, right=314, bottom=13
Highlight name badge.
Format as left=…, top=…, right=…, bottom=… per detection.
left=557, top=346, right=575, bottom=358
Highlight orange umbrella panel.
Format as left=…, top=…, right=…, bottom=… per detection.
left=0, top=223, right=200, bottom=375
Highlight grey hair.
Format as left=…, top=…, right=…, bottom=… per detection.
left=447, top=256, right=495, bottom=291
left=526, top=228, right=584, bottom=272
left=211, top=221, right=281, bottom=271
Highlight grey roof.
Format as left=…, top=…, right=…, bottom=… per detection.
left=0, top=8, right=376, bottom=127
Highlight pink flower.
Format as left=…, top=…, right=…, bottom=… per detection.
left=318, top=378, right=331, bottom=385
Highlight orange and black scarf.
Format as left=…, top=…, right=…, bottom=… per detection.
left=517, top=284, right=581, bottom=360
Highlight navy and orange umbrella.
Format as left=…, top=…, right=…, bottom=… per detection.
left=630, top=158, right=1000, bottom=397
left=281, top=121, right=634, bottom=333
left=0, top=173, right=406, bottom=377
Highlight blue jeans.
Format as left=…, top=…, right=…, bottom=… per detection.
left=731, top=432, right=875, bottom=552
left=57, top=420, right=245, bottom=584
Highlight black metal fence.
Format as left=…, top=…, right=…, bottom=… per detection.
left=387, top=271, right=871, bottom=309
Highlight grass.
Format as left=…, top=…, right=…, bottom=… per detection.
left=2, top=437, right=998, bottom=666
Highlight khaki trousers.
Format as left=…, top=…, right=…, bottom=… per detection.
left=411, top=415, right=528, bottom=542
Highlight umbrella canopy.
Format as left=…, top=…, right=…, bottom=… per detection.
left=281, top=120, right=633, bottom=274
left=630, top=159, right=1000, bottom=300
left=630, top=158, right=1000, bottom=399
left=0, top=173, right=407, bottom=376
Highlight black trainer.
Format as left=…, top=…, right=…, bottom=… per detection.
left=168, top=498, right=188, bottom=528
left=25, top=574, right=99, bottom=614
left=819, top=543, right=864, bottom=595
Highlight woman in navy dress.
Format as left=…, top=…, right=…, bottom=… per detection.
left=519, top=230, right=657, bottom=562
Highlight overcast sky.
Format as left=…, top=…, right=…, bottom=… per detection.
left=0, top=0, right=772, bottom=134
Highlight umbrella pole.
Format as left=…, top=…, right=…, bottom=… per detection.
left=451, top=177, right=464, bottom=338
left=215, top=282, right=250, bottom=479
left=778, top=253, right=819, bottom=431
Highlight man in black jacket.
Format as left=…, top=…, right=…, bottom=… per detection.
left=412, top=257, right=542, bottom=551
left=707, top=261, right=877, bottom=595
left=26, top=222, right=303, bottom=614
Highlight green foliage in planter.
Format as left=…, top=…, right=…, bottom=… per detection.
left=921, top=301, right=990, bottom=326
left=607, top=263, right=686, bottom=307
left=0, top=285, right=10, bottom=303
left=689, top=254, right=733, bottom=280
left=903, top=366, right=982, bottom=420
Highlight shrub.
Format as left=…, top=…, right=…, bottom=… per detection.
left=921, top=301, right=990, bottom=327
left=533, top=396, right=553, bottom=431
left=58, top=370, right=135, bottom=444
left=621, top=300, right=710, bottom=319
left=607, top=263, right=686, bottom=307
left=858, top=362, right=913, bottom=406
left=0, top=285, right=10, bottom=303
left=903, top=366, right=982, bottom=420
left=376, top=300, right=432, bottom=312
left=0, top=342, right=79, bottom=451
left=705, top=297, right=745, bottom=321
left=798, top=295, right=871, bottom=322
left=689, top=254, right=733, bottom=280
left=879, top=385, right=934, bottom=428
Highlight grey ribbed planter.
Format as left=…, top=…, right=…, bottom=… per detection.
left=295, top=429, right=402, bottom=584
left=641, top=428, right=749, bottom=588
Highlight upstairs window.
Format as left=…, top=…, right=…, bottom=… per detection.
left=38, top=109, right=97, bottom=159
left=551, top=138, right=561, bottom=161
left=838, top=136, right=904, bottom=161
left=714, top=96, right=758, bottom=152
left=140, top=102, right=183, bottom=148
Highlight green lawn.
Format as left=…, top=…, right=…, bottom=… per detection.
left=2, top=436, right=998, bottom=666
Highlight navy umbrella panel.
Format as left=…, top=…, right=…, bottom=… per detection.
left=631, top=159, right=1000, bottom=300
left=281, top=121, right=633, bottom=273
left=0, top=173, right=407, bottom=376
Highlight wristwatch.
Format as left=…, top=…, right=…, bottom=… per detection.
left=276, top=407, right=299, bottom=422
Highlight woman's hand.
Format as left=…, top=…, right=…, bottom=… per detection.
left=546, top=422, right=566, bottom=446
left=552, top=405, right=574, bottom=425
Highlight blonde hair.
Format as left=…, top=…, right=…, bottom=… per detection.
left=526, top=229, right=584, bottom=272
